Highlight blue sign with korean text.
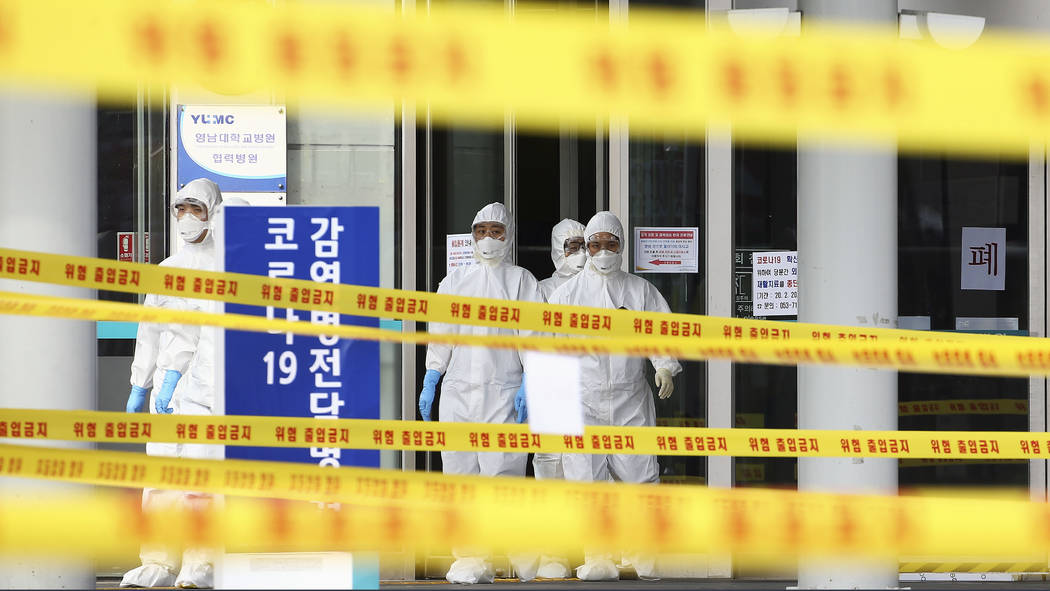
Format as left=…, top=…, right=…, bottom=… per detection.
left=224, top=206, right=379, bottom=468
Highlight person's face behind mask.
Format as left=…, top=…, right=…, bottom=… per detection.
left=175, top=201, right=209, bottom=243
left=587, top=232, right=622, bottom=274
left=472, top=221, right=509, bottom=262
left=557, top=236, right=586, bottom=275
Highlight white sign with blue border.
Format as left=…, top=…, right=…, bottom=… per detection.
left=178, top=105, right=286, bottom=193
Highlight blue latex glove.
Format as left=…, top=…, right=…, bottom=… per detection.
left=419, top=369, right=441, bottom=421
left=154, top=369, right=181, bottom=414
left=515, top=378, right=527, bottom=423
left=126, top=385, right=148, bottom=413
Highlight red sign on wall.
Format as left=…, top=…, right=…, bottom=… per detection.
left=117, top=232, right=150, bottom=263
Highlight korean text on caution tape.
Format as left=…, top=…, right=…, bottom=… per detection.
left=4, top=408, right=1050, bottom=460
left=6, top=289, right=1050, bottom=379
left=0, top=246, right=1013, bottom=350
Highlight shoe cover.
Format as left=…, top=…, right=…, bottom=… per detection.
left=120, top=564, right=176, bottom=588
left=536, top=556, right=571, bottom=579
left=576, top=558, right=620, bottom=581
left=174, top=561, right=213, bottom=588
left=621, top=552, right=659, bottom=580
left=446, top=556, right=495, bottom=584
left=508, top=553, right=539, bottom=582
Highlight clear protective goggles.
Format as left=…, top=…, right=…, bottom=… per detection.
left=563, top=237, right=585, bottom=256
left=171, top=197, right=208, bottom=218
left=586, top=233, right=621, bottom=253
left=472, top=222, right=507, bottom=240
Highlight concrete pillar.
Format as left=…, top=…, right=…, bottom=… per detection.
left=0, top=92, right=97, bottom=589
left=796, top=1, right=898, bottom=589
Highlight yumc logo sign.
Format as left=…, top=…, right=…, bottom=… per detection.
left=189, top=113, right=235, bottom=125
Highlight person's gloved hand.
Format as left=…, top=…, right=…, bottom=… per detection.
left=126, top=385, right=148, bottom=413
left=655, top=368, right=674, bottom=399
left=515, top=379, right=528, bottom=423
left=154, top=370, right=181, bottom=414
left=419, top=369, right=441, bottom=421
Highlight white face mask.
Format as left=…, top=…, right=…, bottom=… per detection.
left=589, top=249, right=622, bottom=274
left=177, top=213, right=209, bottom=243
left=475, top=236, right=509, bottom=262
left=557, top=251, right=587, bottom=276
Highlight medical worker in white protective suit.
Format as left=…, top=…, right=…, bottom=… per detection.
left=547, top=211, right=682, bottom=581
left=533, top=218, right=586, bottom=481
left=507, top=218, right=585, bottom=580
left=121, top=178, right=223, bottom=589
left=418, top=202, right=545, bottom=584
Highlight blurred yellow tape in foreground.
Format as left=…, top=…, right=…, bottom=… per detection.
left=4, top=289, right=1050, bottom=379
left=7, top=408, right=1050, bottom=460
left=2, top=444, right=1050, bottom=561
left=3, top=1, right=1050, bottom=155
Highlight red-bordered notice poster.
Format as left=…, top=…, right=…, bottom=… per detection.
left=633, top=227, right=699, bottom=273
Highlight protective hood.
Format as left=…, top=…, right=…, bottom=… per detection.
left=173, top=178, right=223, bottom=216
left=584, top=211, right=625, bottom=275
left=471, top=202, right=513, bottom=264
left=550, top=218, right=586, bottom=276
left=584, top=211, right=624, bottom=244
left=172, top=178, right=223, bottom=243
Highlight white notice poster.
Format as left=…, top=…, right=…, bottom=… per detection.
left=752, top=251, right=798, bottom=317
left=633, top=227, right=699, bottom=273
left=446, top=233, right=476, bottom=275
left=524, top=352, right=584, bottom=435
left=961, top=227, right=1005, bottom=291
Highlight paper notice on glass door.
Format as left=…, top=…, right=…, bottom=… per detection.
left=633, top=227, right=699, bottom=273
left=752, top=251, right=798, bottom=317
left=446, top=233, right=476, bottom=275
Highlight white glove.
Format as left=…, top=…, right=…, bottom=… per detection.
left=654, top=368, right=674, bottom=399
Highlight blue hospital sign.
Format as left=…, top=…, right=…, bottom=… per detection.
left=224, top=206, right=380, bottom=468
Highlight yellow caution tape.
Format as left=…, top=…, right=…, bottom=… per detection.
left=4, top=408, right=1050, bottom=460
left=3, top=1, right=1050, bottom=155
left=0, top=248, right=1035, bottom=379
left=6, top=286, right=1050, bottom=382
left=658, top=401, right=1027, bottom=433
left=3, top=443, right=1050, bottom=561
left=0, top=247, right=989, bottom=347
left=900, top=560, right=1048, bottom=574
left=900, top=399, right=1029, bottom=416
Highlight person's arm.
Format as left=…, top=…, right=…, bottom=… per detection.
left=515, top=272, right=546, bottom=371
left=419, top=277, right=457, bottom=420
left=127, top=294, right=169, bottom=413
left=424, top=277, right=455, bottom=375
left=157, top=318, right=201, bottom=376
left=129, top=294, right=163, bottom=390
left=146, top=297, right=202, bottom=414
left=644, top=283, right=683, bottom=389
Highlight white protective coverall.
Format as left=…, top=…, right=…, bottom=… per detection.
left=121, top=178, right=223, bottom=589
left=424, top=203, right=545, bottom=584
left=533, top=217, right=585, bottom=481
left=547, top=211, right=682, bottom=580
left=528, top=218, right=587, bottom=579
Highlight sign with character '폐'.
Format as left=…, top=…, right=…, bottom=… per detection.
left=961, top=227, right=1005, bottom=291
